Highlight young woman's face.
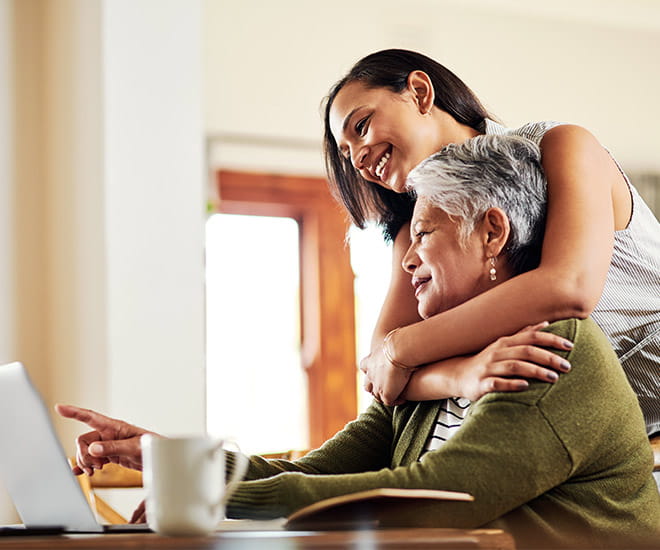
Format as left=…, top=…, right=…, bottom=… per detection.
left=329, top=80, right=445, bottom=193
left=402, top=198, right=490, bottom=319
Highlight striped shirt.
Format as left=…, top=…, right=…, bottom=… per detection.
left=590, top=181, right=660, bottom=436
left=485, top=120, right=660, bottom=436
left=423, top=397, right=471, bottom=453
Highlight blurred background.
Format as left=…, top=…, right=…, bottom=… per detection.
left=1, top=0, right=658, bottom=523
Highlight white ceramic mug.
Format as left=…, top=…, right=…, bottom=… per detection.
left=141, top=434, right=248, bottom=536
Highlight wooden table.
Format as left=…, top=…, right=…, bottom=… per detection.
left=0, top=528, right=515, bottom=549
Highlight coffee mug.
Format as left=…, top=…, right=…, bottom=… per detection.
left=141, top=434, right=248, bottom=536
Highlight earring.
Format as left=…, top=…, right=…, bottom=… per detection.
left=489, top=257, right=497, bottom=281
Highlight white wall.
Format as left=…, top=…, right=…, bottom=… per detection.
left=43, top=0, right=108, bottom=436
left=0, top=0, right=15, bottom=366
left=0, top=0, right=205, bottom=523
left=204, top=0, right=660, bottom=175
left=102, top=0, right=206, bottom=436
left=0, top=0, right=48, bottom=523
left=0, top=0, right=18, bottom=522
left=40, top=0, right=206, bottom=440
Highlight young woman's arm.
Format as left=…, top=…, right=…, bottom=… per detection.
left=363, top=125, right=627, bottom=405
left=401, top=324, right=573, bottom=402
left=359, top=223, right=422, bottom=404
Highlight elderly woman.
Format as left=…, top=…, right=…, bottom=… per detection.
left=58, top=135, right=659, bottom=548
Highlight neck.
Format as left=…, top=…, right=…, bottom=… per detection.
left=433, top=110, right=481, bottom=149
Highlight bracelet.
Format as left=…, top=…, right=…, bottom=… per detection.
left=383, top=328, right=417, bottom=371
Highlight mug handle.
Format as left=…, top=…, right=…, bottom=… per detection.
left=213, top=439, right=249, bottom=505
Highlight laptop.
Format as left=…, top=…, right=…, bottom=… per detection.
left=0, top=362, right=151, bottom=534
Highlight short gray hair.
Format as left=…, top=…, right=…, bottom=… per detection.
left=406, top=134, right=547, bottom=275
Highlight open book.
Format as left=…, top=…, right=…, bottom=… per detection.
left=284, top=488, right=473, bottom=530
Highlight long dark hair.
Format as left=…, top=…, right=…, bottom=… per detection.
left=323, top=49, right=491, bottom=240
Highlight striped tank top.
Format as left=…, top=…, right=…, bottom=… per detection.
left=424, top=119, right=660, bottom=453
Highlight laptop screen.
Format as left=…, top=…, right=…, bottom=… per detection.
left=0, top=362, right=102, bottom=531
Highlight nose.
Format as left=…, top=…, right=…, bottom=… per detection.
left=402, top=244, right=418, bottom=274
left=352, top=145, right=369, bottom=170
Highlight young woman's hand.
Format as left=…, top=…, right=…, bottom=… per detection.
left=404, top=322, right=573, bottom=402
left=359, top=346, right=414, bottom=406
left=55, top=404, right=157, bottom=475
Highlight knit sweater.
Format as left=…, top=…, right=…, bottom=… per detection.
left=226, top=319, right=660, bottom=548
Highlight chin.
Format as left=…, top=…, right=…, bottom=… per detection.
left=418, top=304, right=434, bottom=320
left=418, top=299, right=450, bottom=319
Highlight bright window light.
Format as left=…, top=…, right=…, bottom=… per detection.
left=349, top=224, right=392, bottom=412
left=205, top=214, right=307, bottom=455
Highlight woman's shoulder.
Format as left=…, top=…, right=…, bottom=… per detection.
left=476, top=318, right=640, bottom=428
left=476, top=318, right=621, bottom=407
left=544, top=318, right=636, bottom=394
left=544, top=318, right=610, bottom=358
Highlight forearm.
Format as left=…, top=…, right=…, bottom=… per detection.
left=369, top=222, right=422, bottom=350
left=227, top=400, right=571, bottom=523
left=228, top=403, right=395, bottom=483
left=362, top=265, right=581, bottom=404
left=401, top=358, right=464, bottom=401
left=392, top=266, right=592, bottom=367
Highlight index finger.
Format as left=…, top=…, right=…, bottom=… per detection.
left=55, top=404, right=117, bottom=431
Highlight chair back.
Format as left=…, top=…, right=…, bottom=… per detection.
left=69, top=458, right=143, bottom=525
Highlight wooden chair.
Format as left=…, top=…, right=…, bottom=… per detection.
left=69, top=458, right=143, bottom=524
left=651, top=435, right=660, bottom=472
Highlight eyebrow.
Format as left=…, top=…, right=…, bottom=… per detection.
left=342, top=106, right=364, bottom=133
left=410, top=217, right=431, bottom=234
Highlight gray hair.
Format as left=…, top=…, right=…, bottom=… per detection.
left=406, top=134, right=547, bottom=275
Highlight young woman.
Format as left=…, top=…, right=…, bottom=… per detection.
left=324, top=49, right=659, bottom=436
left=57, top=136, right=660, bottom=548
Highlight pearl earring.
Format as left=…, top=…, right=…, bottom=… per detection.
left=489, top=257, right=497, bottom=281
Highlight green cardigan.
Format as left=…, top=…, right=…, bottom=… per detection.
left=226, top=319, right=660, bottom=548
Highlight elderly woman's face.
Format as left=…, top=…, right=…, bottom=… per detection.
left=329, top=80, right=442, bottom=193
left=402, top=198, right=490, bottom=319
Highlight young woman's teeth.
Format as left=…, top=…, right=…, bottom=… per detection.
left=375, top=152, right=391, bottom=178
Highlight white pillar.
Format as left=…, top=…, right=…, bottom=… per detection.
left=43, top=0, right=108, bottom=444
left=0, top=0, right=206, bottom=524
left=42, top=0, right=205, bottom=443
left=0, top=0, right=18, bottom=524
left=102, top=0, right=205, bottom=435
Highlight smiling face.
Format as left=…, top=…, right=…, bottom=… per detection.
left=402, top=198, right=491, bottom=319
left=328, top=79, right=446, bottom=193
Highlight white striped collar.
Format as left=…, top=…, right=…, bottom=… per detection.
left=483, top=118, right=510, bottom=135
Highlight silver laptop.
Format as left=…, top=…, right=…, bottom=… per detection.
left=0, top=362, right=150, bottom=534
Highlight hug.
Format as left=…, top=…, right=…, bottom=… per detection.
left=60, top=134, right=660, bottom=549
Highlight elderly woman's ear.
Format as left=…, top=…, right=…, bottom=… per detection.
left=482, top=207, right=511, bottom=258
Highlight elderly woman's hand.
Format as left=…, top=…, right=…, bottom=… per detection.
left=55, top=404, right=157, bottom=475
left=359, top=344, right=414, bottom=406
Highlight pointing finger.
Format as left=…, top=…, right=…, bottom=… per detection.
left=55, top=404, right=117, bottom=432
